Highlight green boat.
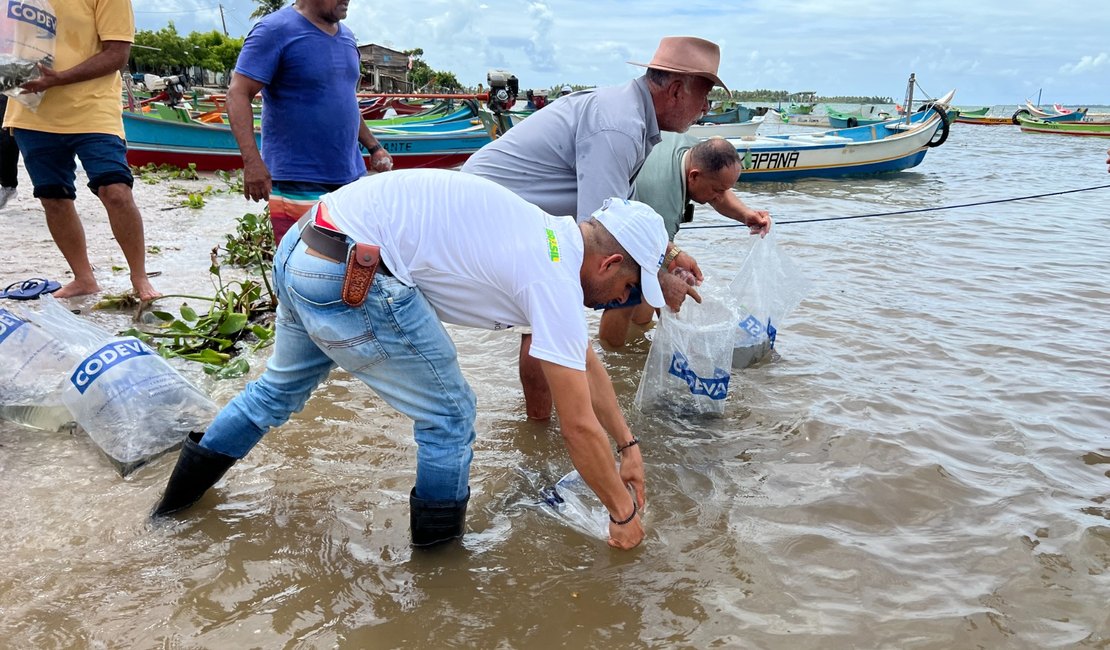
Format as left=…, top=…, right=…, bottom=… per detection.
left=1016, top=116, right=1110, bottom=137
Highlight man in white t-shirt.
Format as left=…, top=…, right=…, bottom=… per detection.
left=153, top=169, right=667, bottom=551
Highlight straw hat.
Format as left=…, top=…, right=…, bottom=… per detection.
left=629, top=36, right=728, bottom=93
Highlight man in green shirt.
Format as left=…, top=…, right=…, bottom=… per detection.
left=598, top=134, right=771, bottom=347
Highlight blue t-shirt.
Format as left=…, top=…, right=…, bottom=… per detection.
left=234, top=7, right=365, bottom=184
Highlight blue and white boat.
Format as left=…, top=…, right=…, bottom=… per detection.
left=727, top=90, right=954, bottom=182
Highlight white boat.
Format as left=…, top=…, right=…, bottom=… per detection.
left=729, top=90, right=955, bottom=182
left=688, top=116, right=763, bottom=138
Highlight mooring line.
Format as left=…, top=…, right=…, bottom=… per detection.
left=682, top=183, right=1110, bottom=228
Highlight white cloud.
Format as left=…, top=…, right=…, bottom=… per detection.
left=134, top=0, right=1110, bottom=104
left=1059, top=53, right=1109, bottom=75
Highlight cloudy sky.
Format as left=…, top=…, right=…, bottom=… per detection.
left=134, top=0, right=1110, bottom=105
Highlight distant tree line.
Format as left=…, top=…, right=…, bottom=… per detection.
left=403, top=48, right=461, bottom=91
left=709, top=89, right=893, bottom=104
left=130, top=23, right=243, bottom=81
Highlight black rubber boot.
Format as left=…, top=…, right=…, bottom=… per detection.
left=151, top=431, right=237, bottom=517
left=409, top=487, right=469, bottom=547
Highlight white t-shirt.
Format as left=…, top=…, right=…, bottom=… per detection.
left=322, top=169, right=590, bottom=370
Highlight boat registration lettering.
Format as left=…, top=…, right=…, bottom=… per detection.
left=746, top=151, right=800, bottom=170
left=0, top=308, right=27, bottom=345
left=384, top=142, right=412, bottom=153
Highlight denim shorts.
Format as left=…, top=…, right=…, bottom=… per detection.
left=12, top=129, right=133, bottom=200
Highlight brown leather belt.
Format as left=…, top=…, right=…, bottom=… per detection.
left=295, top=209, right=386, bottom=307
left=297, top=211, right=350, bottom=263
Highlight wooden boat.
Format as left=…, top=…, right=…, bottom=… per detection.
left=699, top=104, right=758, bottom=124
left=688, top=116, right=763, bottom=139
left=1015, top=116, right=1110, bottom=138
left=1050, top=103, right=1110, bottom=124
left=1012, top=103, right=1087, bottom=124
left=122, top=107, right=491, bottom=171
left=953, top=107, right=1012, bottom=125
left=826, top=105, right=894, bottom=128
left=728, top=91, right=954, bottom=182
left=359, top=96, right=429, bottom=120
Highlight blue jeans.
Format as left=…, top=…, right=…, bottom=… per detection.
left=200, top=227, right=476, bottom=502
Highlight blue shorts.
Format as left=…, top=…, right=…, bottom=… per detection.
left=12, top=129, right=133, bottom=200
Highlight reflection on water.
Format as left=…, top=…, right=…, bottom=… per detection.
left=1, top=125, right=1108, bottom=647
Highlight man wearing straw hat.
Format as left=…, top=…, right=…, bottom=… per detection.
left=463, top=35, right=727, bottom=420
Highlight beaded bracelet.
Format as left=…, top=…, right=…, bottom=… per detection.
left=366, top=144, right=383, bottom=155
left=616, top=436, right=640, bottom=455
left=609, top=499, right=638, bottom=525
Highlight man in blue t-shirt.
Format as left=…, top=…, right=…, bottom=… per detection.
left=227, top=0, right=393, bottom=243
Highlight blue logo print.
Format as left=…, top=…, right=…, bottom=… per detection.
left=0, top=308, right=27, bottom=345
left=69, top=338, right=153, bottom=394
left=7, top=1, right=57, bottom=35
left=668, top=351, right=730, bottom=400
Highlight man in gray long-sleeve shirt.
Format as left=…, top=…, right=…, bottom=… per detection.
left=462, top=36, right=726, bottom=419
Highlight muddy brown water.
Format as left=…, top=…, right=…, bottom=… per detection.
left=1, top=120, right=1108, bottom=648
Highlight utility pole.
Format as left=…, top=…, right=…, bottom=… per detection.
left=218, top=3, right=228, bottom=36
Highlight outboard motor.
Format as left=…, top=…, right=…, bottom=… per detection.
left=162, top=75, right=187, bottom=107
left=486, top=69, right=518, bottom=114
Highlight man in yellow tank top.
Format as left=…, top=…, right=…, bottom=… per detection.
left=4, top=0, right=159, bottom=301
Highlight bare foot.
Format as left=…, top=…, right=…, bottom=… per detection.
left=131, top=276, right=162, bottom=302
left=52, top=278, right=101, bottom=298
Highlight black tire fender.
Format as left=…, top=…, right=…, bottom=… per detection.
left=1011, top=109, right=1030, bottom=125
left=846, top=117, right=858, bottom=128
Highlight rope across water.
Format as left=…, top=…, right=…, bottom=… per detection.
left=682, top=183, right=1110, bottom=228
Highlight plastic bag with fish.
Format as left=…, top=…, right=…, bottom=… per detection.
left=0, top=306, right=78, bottom=431
left=635, top=296, right=736, bottom=415
left=727, top=231, right=810, bottom=368
left=25, top=296, right=218, bottom=475
left=0, top=0, right=57, bottom=110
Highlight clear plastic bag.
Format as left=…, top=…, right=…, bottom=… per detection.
left=727, top=232, right=810, bottom=368
left=0, top=0, right=56, bottom=110
left=537, top=470, right=610, bottom=540
left=634, top=297, right=736, bottom=415
left=0, top=306, right=78, bottom=430
left=25, top=297, right=218, bottom=475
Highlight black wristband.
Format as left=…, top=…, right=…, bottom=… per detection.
left=609, top=499, right=637, bottom=525
left=616, top=436, right=640, bottom=455
left=366, top=143, right=382, bottom=155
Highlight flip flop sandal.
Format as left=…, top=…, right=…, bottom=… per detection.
left=0, top=277, right=62, bottom=300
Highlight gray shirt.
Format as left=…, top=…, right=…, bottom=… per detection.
left=462, top=76, right=662, bottom=222
left=632, top=131, right=698, bottom=240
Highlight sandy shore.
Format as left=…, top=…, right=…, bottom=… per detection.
left=2, top=160, right=259, bottom=315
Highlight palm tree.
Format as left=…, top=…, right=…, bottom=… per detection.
left=250, top=0, right=288, bottom=19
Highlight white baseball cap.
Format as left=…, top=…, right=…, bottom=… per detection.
left=591, top=198, right=668, bottom=308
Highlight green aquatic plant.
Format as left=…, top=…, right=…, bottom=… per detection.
left=131, top=162, right=200, bottom=183
left=214, top=169, right=245, bottom=195
left=98, top=214, right=279, bottom=377
left=222, top=208, right=275, bottom=266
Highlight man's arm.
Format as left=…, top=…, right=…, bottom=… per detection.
left=583, top=346, right=645, bottom=508
left=20, top=40, right=131, bottom=93
left=226, top=72, right=270, bottom=201
left=357, top=119, right=393, bottom=172
left=541, top=359, right=644, bottom=549
left=708, top=190, right=772, bottom=236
